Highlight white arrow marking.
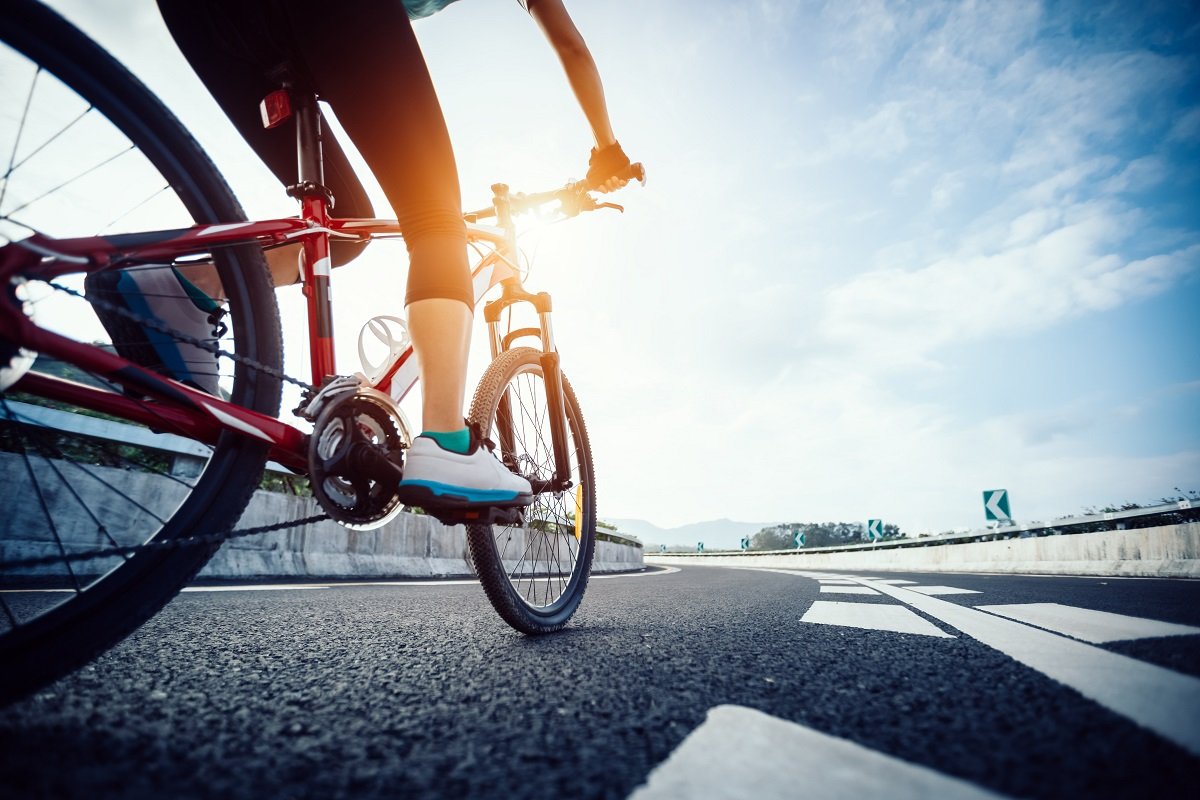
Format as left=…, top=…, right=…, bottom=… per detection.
left=629, top=705, right=1001, bottom=799
left=856, top=577, right=1200, bottom=757
left=985, top=490, right=1009, bottom=520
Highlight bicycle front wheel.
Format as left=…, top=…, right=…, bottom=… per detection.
left=0, top=1, right=283, bottom=704
left=466, top=347, right=596, bottom=634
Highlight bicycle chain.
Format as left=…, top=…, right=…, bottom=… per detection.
left=0, top=278, right=329, bottom=570
left=1, top=513, right=331, bottom=570
left=48, top=279, right=316, bottom=395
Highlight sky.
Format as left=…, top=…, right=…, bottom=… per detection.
left=30, top=0, right=1200, bottom=534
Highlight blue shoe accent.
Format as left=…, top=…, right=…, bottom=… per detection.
left=396, top=479, right=521, bottom=504
left=115, top=271, right=195, bottom=383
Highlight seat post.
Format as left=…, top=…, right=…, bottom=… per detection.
left=289, top=89, right=338, bottom=387
left=293, top=90, right=324, bottom=191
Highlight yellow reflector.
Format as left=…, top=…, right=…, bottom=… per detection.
left=574, top=484, right=583, bottom=540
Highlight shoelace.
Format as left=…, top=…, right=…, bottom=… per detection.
left=468, top=420, right=499, bottom=454
left=207, top=307, right=228, bottom=341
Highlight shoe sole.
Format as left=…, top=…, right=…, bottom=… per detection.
left=397, top=480, right=532, bottom=509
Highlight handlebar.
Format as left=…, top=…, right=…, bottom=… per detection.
left=464, top=162, right=645, bottom=223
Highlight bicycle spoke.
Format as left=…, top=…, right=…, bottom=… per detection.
left=95, top=184, right=171, bottom=236
left=27, top=446, right=125, bottom=554
left=0, top=65, right=40, bottom=214
left=3, top=145, right=136, bottom=220
left=13, top=423, right=81, bottom=592
left=8, top=105, right=93, bottom=179
left=501, top=368, right=582, bottom=603
left=0, top=591, right=18, bottom=629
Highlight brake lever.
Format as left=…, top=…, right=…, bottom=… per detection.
left=595, top=202, right=625, bottom=214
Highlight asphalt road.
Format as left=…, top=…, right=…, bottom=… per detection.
left=2, top=565, right=1198, bottom=799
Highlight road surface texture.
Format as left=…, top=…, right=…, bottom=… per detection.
left=2, top=566, right=1198, bottom=799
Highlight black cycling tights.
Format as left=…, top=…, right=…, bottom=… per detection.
left=158, top=0, right=473, bottom=309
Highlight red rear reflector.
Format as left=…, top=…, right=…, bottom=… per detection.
left=260, top=90, right=292, bottom=129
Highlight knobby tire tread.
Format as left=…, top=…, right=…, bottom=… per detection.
left=466, top=347, right=596, bottom=634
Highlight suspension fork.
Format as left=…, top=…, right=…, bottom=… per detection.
left=482, top=183, right=571, bottom=492
left=484, top=288, right=573, bottom=492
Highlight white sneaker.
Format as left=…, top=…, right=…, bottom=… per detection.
left=85, top=266, right=223, bottom=395
left=397, top=429, right=533, bottom=510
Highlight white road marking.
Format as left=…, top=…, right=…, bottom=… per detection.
left=819, top=586, right=879, bottom=595
left=801, top=601, right=953, bottom=638
left=628, top=705, right=1005, bottom=800
left=181, top=585, right=334, bottom=592
left=592, top=566, right=683, bottom=580
left=856, top=578, right=1200, bottom=757
left=185, top=567, right=674, bottom=593
left=874, top=579, right=918, bottom=585
left=907, top=585, right=982, bottom=596
left=9, top=567, right=677, bottom=597
left=975, top=603, right=1200, bottom=644
left=817, top=579, right=859, bottom=585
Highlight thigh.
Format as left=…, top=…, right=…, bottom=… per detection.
left=283, top=0, right=465, bottom=241
left=156, top=0, right=376, bottom=228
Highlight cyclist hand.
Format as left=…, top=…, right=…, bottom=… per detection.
left=586, top=141, right=631, bottom=193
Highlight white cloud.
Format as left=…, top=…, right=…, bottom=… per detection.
left=818, top=208, right=1197, bottom=371
left=1102, top=156, right=1168, bottom=195
left=37, top=0, right=1197, bottom=535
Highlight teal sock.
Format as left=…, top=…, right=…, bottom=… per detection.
left=421, top=428, right=470, bottom=454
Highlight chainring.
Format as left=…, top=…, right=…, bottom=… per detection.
left=308, top=388, right=411, bottom=529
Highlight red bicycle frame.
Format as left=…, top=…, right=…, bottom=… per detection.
left=0, top=78, right=613, bottom=486
left=0, top=171, right=521, bottom=479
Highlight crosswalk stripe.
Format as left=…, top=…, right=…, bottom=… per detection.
left=907, top=586, right=983, bottom=596
left=628, top=705, right=1005, bottom=800
left=975, top=603, right=1200, bottom=643
left=874, top=579, right=918, bottom=585
left=857, top=578, right=1200, bottom=757
left=820, top=586, right=879, bottom=595
left=801, top=601, right=953, bottom=638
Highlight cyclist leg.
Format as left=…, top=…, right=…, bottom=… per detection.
left=279, top=0, right=530, bottom=507
left=158, top=0, right=374, bottom=283
left=87, top=0, right=380, bottom=394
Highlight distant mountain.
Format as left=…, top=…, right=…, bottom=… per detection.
left=605, top=518, right=775, bottom=551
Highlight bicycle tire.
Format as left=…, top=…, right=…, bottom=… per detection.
left=0, top=0, right=282, bottom=704
left=466, top=347, right=596, bottom=634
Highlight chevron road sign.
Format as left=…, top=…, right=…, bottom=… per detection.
left=867, top=519, right=883, bottom=541
left=740, top=536, right=751, bottom=551
left=792, top=530, right=805, bottom=548
left=983, top=489, right=1012, bottom=522
left=659, top=544, right=667, bottom=553
left=697, top=542, right=705, bottom=553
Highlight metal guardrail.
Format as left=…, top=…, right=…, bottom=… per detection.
left=656, top=501, right=1200, bottom=557
left=598, top=529, right=643, bottom=549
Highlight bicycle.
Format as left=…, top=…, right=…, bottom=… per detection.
left=0, top=0, right=643, bottom=704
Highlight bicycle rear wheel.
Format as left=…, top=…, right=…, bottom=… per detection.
left=0, top=1, right=282, bottom=703
left=466, top=347, right=596, bottom=634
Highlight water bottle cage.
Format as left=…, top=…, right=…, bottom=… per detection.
left=357, top=315, right=411, bottom=386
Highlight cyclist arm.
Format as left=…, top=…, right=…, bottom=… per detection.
left=526, top=0, right=628, bottom=191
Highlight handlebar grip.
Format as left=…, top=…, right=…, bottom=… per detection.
left=586, top=162, right=645, bottom=191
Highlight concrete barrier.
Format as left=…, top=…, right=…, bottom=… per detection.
left=647, top=523, right=1200, bottom=578
left=200, top=492, right=646, bottom=579
left=1, top=452, right=643, bottom=579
